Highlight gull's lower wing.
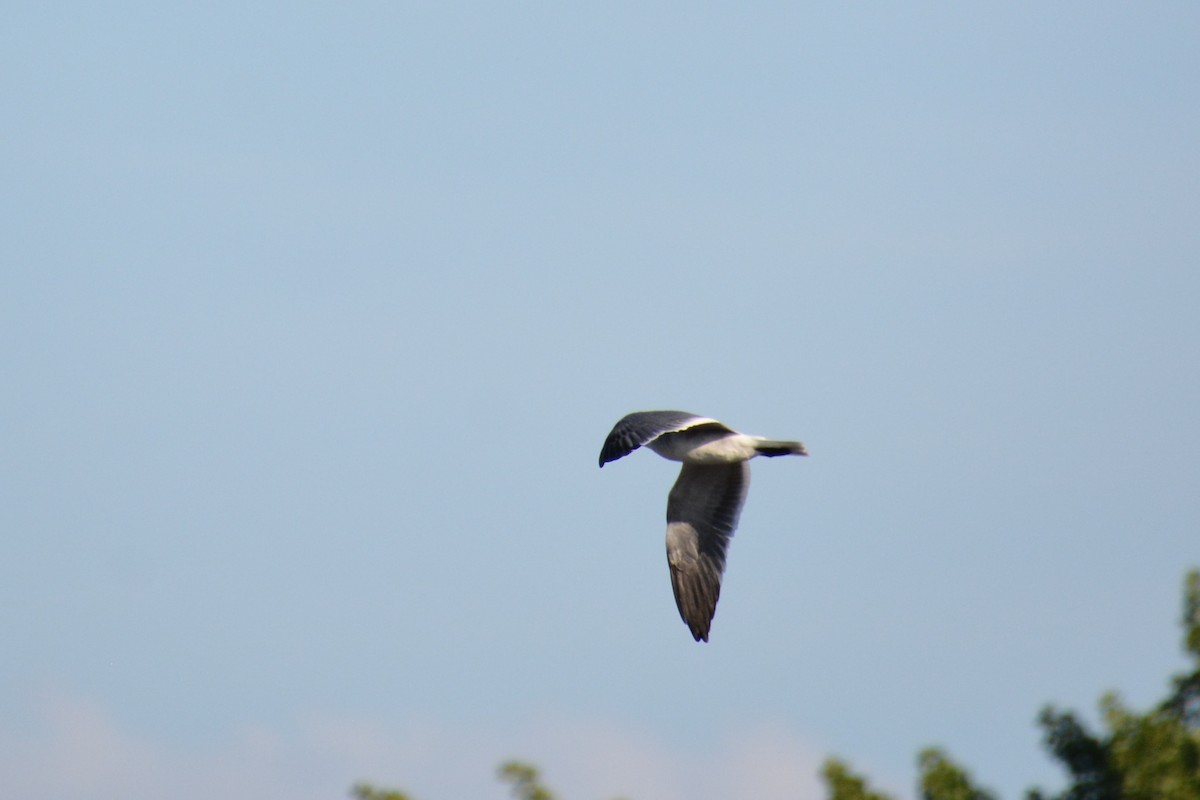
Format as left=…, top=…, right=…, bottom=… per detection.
left=598, top=410, right=725, bottom=466
left=664, top=461, right=750, bottom=641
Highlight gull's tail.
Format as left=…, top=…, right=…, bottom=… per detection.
left=754, top=438, right=808, bottom=458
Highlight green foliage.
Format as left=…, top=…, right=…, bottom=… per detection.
left=917, top=748, right=996, bottom=800
left=351, top=759, right=629, bottom=800
left=1103, top=692, right=1200, bottom=800
left=350, top=782, right=413, bottom=800
left=827, top=569, right=1200, bottom=800
left=1184, top=570, right=1200, bottom=661
left=498, top=760, right=558, bottom=800
left=1027, top=569, right=1200, bottom=800
left=821, top=757, right=896, bottom=800
left=1025, top=706, right=1122, bottom=800
left=1163, top=569, right=1200, bottom=729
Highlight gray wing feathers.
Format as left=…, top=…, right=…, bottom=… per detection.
left=598, top=410, right=721, bottom=466
left=665, top=462, right=750, bottom=642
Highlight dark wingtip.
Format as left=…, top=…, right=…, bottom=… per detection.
left=597, top=438, right=633, bottom=467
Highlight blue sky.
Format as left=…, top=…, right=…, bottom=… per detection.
left=2, top=4, right=1198, bottom=799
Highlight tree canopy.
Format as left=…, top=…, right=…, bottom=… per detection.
left=825, top=569, right=1200, bottom=800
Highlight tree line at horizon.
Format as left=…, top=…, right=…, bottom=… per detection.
left=353, top=569, right=1200, bottom=800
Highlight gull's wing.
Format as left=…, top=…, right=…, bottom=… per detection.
left=598, top=410, right=727, bottom=467
left=665, top=461, right=750, bottom=642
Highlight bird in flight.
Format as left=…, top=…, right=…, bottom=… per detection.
left=599, top=411, right=807, bottom=642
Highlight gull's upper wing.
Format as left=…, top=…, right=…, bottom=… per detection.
left=664, top=461, right=750, bottom=642
left=598, top=410, right=727, bottom=467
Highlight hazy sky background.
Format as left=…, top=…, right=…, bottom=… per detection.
left=2, top=4, right=1198, bottom=800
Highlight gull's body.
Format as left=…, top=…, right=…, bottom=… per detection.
left=599, top=411, right=807, bottom=642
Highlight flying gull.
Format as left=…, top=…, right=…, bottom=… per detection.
left=599, top=411, right=807, bottom=642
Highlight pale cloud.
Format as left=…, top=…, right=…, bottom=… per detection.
left=509, top=714, right=828, bottom=800
left=721, top=723, right=829, bottom=799
left=0, top=691, right=831, bottom=800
